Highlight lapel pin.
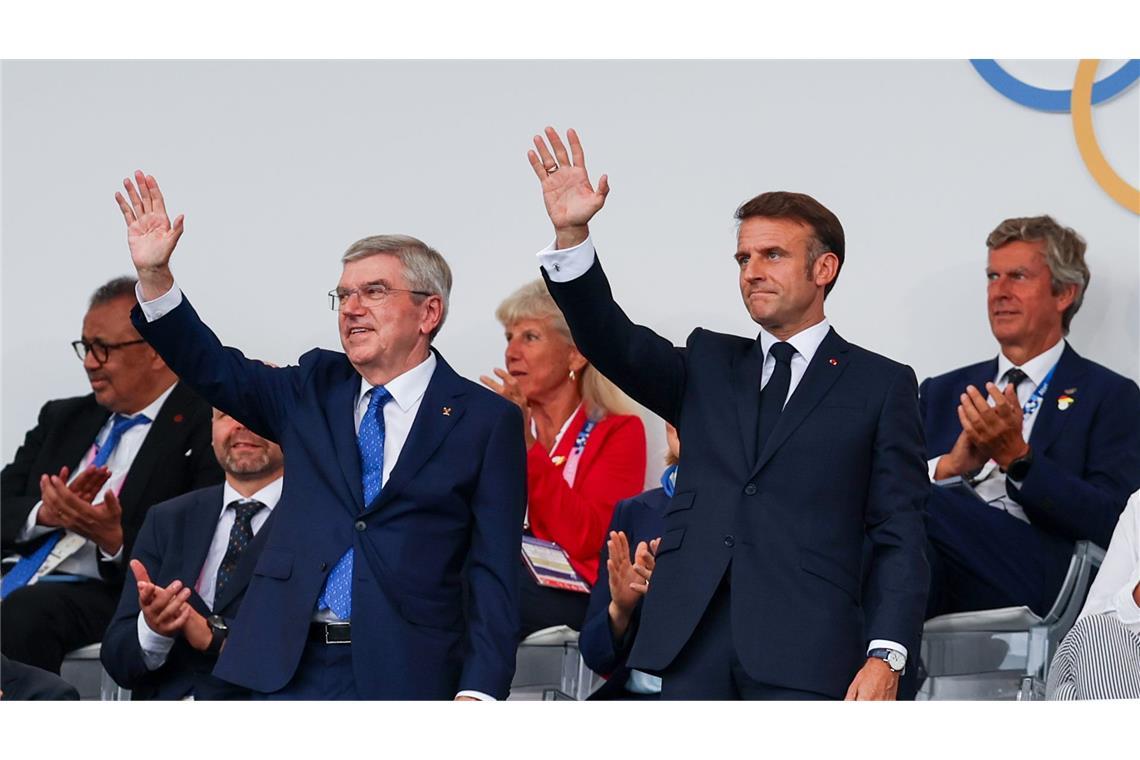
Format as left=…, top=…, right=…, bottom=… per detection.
left=1064, top=387, right=1077, bottom=395
left=1057, top=394, right=1075, bottom=411
left=829, top=358, right=839, bottom=366
left=173, top=414, right=184, bottom=423
left=442, top=406, right=452, bottom=416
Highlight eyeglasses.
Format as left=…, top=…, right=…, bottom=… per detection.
left=329, top=283, right=432, bottom=311
left=72, top=339, right=147, bottom=365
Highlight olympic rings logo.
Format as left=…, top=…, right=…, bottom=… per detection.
left=972, top=59, right=1139, bottom=214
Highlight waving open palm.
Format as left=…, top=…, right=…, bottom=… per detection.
left=115, top=170, right=184, bottom=272
left=528, top=127, right=609, bottom=248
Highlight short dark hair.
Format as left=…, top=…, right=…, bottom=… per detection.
left=89, top=276, right=139, bottom=309
left=734, top=191, right=845, bottom=296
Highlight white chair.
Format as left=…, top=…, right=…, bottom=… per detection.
left=507, top=625, right=602, bottom=700
left=919, top=540, right=1105, bottom=700
left=59, top=643, right=130, bottom=700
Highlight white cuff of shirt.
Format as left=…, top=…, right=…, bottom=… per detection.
left=136, top=612, right=176, bottom=670
left=455, top=690, right=496, bottom=701
left=18, top=502, right=54, bottom=542
left=867, top=639, right=908, bottom=662
left=536, top=235, right=596, bottom=282
left=136, top=282, right=183, bottom=322
left=926, top=457, right=941, bottom=482
left=98, top=545, right=124, bottom=564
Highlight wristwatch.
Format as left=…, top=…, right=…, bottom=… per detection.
left=205, top=614, right=229, bottom=656
left=1006, top=447, right=1034, bottom=481
left=867, top=647, right=906, bottom=673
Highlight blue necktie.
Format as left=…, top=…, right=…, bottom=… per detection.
left=1, top=413, right=150, bottom=599
left=317, top=386, right=391, bottom=619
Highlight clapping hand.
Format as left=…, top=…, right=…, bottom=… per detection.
left=527, top=127, right=609, bottom=250
left=606, top=531, right=660, bottom=638
left=39, top=475, right=124, bottom=555
left=958, top=382, right=1028, bottom=470
left=479, top=368, right=536, bottom=449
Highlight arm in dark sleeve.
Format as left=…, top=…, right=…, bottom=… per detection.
left=862, top=365, right=931, bottom=654
left=130, top=296, right=303, bottom=443
left=1012, top=379, right=1140, bottom=548
left=579, top=499, right=640, bottom=677
left=1, top=401, right=57, bottom=546
left=542, top=255, right=687, bottom=425
left=459, top=403, right=528, bottom=699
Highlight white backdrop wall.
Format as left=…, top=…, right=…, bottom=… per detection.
left=3, top=60, right=1137, bottom=481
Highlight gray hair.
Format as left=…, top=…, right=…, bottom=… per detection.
left=89, top=276, right=139, bottom=309
left=341, top=235, right=452, bottom=340
left=495, top=279, right=635, bottom=419
left=986, top=215, right=1090, bottom=334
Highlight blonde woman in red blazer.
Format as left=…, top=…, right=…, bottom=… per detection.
left=483, top=279, right=646, bottom=638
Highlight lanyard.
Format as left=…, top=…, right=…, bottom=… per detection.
left=660, top=464, right=678, bottom=497
left=1019, top=363, right=1057, bottom=417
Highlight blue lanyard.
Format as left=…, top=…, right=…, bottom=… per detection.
left=660, top=464, right=677, bottom=497
left=1018, top=363, right=1057, bottom=417
left=572, top=418, right=597, bottom=455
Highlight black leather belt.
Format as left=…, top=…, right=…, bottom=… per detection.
left=309, top=622, right=351, bottom=644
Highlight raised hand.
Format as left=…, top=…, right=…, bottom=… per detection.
left=527, top=127, right=609, bottom=249
left=115, top=171, right=182, bottom=299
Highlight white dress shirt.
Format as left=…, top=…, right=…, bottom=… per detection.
left=138, top=283, right=490, bottom=699
left=18, top=383, right=178, bottom=578
left=927, top=339, right=1066, bottom=524
left=137, top=477, right=282, bottom=670
left=1079, top=490, right=1140, bottom=635
left=539, top=235, right=906, bottom=663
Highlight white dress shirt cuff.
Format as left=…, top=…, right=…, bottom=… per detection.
left=98, top=545, right=124, bottom=564
left=18, top=502, right=54, bottom=542
left=136, top=612, right=176, bottom=670
left=867, top=639, right=908, bottom=661
left=926, top=457, right=941, bottom=482
left=536, top=236, right=596, bottom=282
left=136, top=282, right=184, bottom=322
left=455, top=690, right=496, bottom=701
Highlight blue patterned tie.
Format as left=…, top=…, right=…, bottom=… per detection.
left=317, top=386, right=390, bottom=619
left=1, top=412, right=150, bottom=599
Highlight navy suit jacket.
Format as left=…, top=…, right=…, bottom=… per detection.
left=919, top=343, right=1140, bottom=550
left=545, top=256, right=930, bottom=699
left=579, top=486, right=667, bottom=700
left=132, top=296, right=526, bottom=700
left=101, top=484, right=274, bottom=700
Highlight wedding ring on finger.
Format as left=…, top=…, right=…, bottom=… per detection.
left=545, top=164, right=559, bottom=175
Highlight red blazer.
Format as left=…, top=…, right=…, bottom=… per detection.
left=527, top=407, right=647, bottom=586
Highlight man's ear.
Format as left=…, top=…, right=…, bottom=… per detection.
left=420, top=294, right=444, bottom=336
left=813, top=251, right=840, bottom=289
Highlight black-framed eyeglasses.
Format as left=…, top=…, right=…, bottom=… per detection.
left=329, top=283, right=433, bottom=311
left=71, top=339, right=147, bottom=365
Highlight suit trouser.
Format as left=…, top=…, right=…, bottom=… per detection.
left=659, top=574, right=833, bottom=700
left=0, top=653, right=80, bottom=699
left=0, top=578, right=118, bottom=673
left=924, top=485, right=1072, bottom=619
left=255, top=639, right=359, bottom=700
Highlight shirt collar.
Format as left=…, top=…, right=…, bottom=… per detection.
left=356, top=351, right=438, bottom=413
left=119, top=381, right=177, bottom=422
left=757, top=318, right=831, bottom=364
left=996, top=338, right=1066, bottom=388
left=221, top=476, right=284, bottom=516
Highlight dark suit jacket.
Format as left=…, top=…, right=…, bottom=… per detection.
left=1, top=383, right=222, bottom=582
left=132, top=296, right=526, bottom=700
left=579, top=486, right=667, bottom=700
left=545, top=256, right=930, bottom=699
left=101, top=484, right=275, bottom=700
left=919, top=343, right=1140, bottom=550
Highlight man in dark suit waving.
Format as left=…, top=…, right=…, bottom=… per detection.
left=525, top=127, right=929, bottom=700
left=114, top=171, right=525, bottom=700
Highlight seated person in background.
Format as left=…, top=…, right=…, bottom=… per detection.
left=579, top=423, right=678, bottom=699
left=1, top=276, right=222, bottom=673
left=101, top=408, right=284, bottom=699
left=1, top=653, right=80, bottom=700
left=482, top=279, right=646, bottom=637
left=920, top=215, right=1140, bottom=621
left=1047, top=489, right=1140, bottom=699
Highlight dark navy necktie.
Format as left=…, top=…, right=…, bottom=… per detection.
left=213, top=499, right=265, bottom=603
left=756, top=342, right=796, bottom=455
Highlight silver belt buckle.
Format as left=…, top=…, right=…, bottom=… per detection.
left=325, top=623, right=351, bottom=645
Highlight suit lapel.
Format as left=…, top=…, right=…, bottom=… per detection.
left=371, top=351, right=466, bottom=512
left=63, top=399, right=112, bottom=471
left=752, top=328, right=851, bottom=478
left=327, top=372, right=365, bottom=514
left=213, top=503, right=279, bottom=613
left=732, top=338, right=766, bottom=470
left=1026, top=343, right=1085, bottom=455
left=178, top=486, right=226, bottom=593
left=118, top=383, right=193, bottom=513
